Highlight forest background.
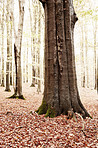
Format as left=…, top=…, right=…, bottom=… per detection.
left=0, top=0, right=97, bottom=91
left=0, top=0, right=98, bottom=147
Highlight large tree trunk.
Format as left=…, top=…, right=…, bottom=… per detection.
left=37, top=0, right=91, bottom=118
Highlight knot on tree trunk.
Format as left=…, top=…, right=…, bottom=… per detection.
left=71, top=12, right=78, bottom=27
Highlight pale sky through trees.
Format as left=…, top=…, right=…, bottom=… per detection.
left=13, top=0, right=44, bottom=67
left=13, top=0, right=98, bottom=60
left=0, top=0, right=97, bottom=90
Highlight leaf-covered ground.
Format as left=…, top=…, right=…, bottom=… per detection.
left=0, top=84, right=97, bottom=147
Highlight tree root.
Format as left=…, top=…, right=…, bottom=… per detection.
left=75, top=112, right=84, bottom=131
left=35, top=100, right=47, bottom=115
left=36, top=100, right=56, bottom=118
left=7, top=94, right=17, bottom=99
left=67, top=110, right=77, bottom=121
left=5, top=89, right=11, bottom=92
left=7, top=94, right=26, bottom=100
left=30, top=83, right=35, bottom=87
left=77, top=91, right=92, bottom=119
left=75, top=112, right=87, bottom=136
left=18, top=95, right=26, bottom=100
left=6, top=111, right=13, bottom=115
left=45, top=105, right=55, bottom=118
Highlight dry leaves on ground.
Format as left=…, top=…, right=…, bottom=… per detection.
left=0, top=84, right=98, bottom=148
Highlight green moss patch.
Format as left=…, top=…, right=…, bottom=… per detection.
left=36, top=100, right=56, bottom=118
left=36, top=100, right=47, bottom=115
left=45, top=105, right=55, bottom=118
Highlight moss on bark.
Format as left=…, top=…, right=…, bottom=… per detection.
left=36, top=100, right=56, bottom=118
left=36, top=100, right=47, bottom=115
left=45, top=105, right=55, bottom=118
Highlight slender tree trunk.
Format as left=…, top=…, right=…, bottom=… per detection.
left=29, top=0, right=36, bottom=87
left=16, top=0, right=25, bottom=97
left=93, top=20, right=97, bottom=89
left=84, top=28, right=89, bottom=88
left=10, top=0, right=25, bottom=99
left=10, top=15, right=13, bottom=86
left=37, top=2, right=42, bottom=92
left=96, top=57, right=98, bottom=93
left=37, top=0, right=91, bottom=118
left=1, top=0, right=5, bottom=87
left=14, top=44, right=18, bottom=95
left=5, top=0, right=11, bottom=92
left=80, top=24, right=85, bottom=87
left=26, top=43, right=29, bottom=83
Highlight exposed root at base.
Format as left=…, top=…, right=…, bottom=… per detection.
left=35, top=100, right=47, bottom=115
left=7, top=94, right=26, bottom=100
left=36, top=100, right=56, bottom=118
left=45, top=105, right=55, bottom=118
left=30, top=84, right=35, bottom=87
left=5, top=89, right=11, bottom=92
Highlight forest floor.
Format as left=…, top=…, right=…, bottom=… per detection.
left=0, top=83, right=97, bottom=148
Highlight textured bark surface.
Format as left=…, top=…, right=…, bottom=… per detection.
left=9, top=0, right=25, bottom=99
left=14, top=44, right=18, bottom=95
left=5, top=0, right=11, bottom=92
left=29, top=1, right=35, bottom=87
left=1, top=0, right=5, bottom=87
left=37, top=0, right=91, bottom=118
left=93, top=20, right=97, bottom=90
left=80, top=24, right=85, bottom=87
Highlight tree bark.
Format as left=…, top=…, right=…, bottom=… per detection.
left=96, top=58, right=98, bottom=93
left=5, top=0, right=11, bottom=92
left=29, top=0, right=35, bottom=87
left=9, top=0, right=25, bottom=99
left=84, top=28, right=89, bottom=88
left=80, top=24, right=85, bottom=87
left=14, top=44, right=18, bottom=95
left=93, top=20, right=97, bottom=89
left=37, top=0, right=91, bottom=118
left=1, top=0, right=5, bottom=87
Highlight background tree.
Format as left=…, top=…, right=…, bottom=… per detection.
left=29, top=0, right=37, bottom=87
left=5, top=0, right=12, bottom=92
left=0, top=0, right=97, bottom=100
left=10, top=0, right=25, bottom=99
left=74, top=0, right=98, bottom=90
left=29, top=0, right=44, bottom=91
left=37, top=0, right=91, bottom=118
left=1, top=0, right=5, bottom=87
left=93, top=14, right=97, bottom=89
left=80, top=22, right=85, bottom=87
